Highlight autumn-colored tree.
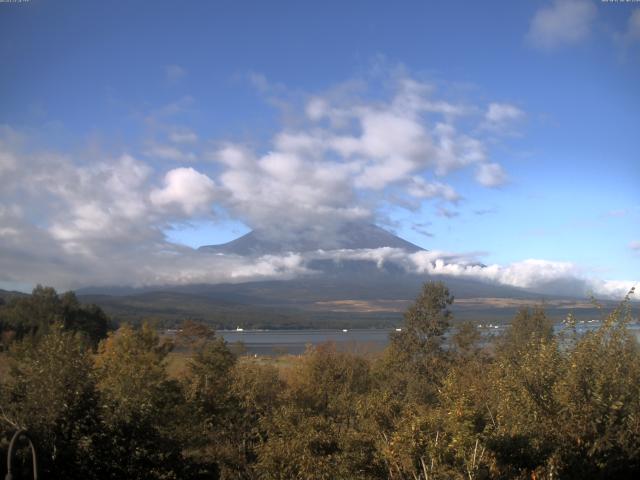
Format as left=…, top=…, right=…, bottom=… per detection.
left=216, top=361, right=284, bottom=479
left=485, top=307, right=564, bottom=478
left=93, top=323, right=186, bottom=479
left=551, top=296, right=640, bottom=478
left=0, top=323, right=100, bottom=478
left=1, top=281, right=638, bottom=480
left=258, top=343, right=383, bottom=479
left=178, top=326, right=237, bottom=478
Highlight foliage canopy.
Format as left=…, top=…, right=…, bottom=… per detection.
left=1, top=282, right=638, bottom=479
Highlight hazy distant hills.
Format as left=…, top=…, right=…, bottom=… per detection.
left=68, top=223, right=620, bottom=329
left=0, top=288, right=28, bottom=303
left=75, top=278, right=612, bottom=330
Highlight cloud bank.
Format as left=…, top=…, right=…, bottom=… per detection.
left=527, top=0, right=597, bottom=50
left=0, top=75, right=634, bottom=299
left=211, top=76, right=511, bottom=238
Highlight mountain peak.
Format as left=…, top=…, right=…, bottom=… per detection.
left=198, top=222, right=424, bottom=256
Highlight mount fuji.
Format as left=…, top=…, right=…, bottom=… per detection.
left=75, top=222, right=606, bottom=329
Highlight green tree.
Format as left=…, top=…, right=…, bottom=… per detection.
left=0, top=285, right=61, bottom=338
left=497, top=306, right=554, bottom=360
left=0, top=323, right=101, bottom=478
left=381, top=281, right=454, bottom=404
left=93, top=323, right=186, bottom=479
left=376, top=321, right=493, bottom=480
left=0, top=286, right=110, bottom=346
left=180, top=327, right=237, bottom=478
left=552, top=298, right=640, bottom=478
left=59, top=291, right=110, bottom=346
left=488, top=307, right=564, bottom=478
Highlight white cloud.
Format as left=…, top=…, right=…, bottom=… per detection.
left=0, top=126, right=21, bottom=174
left=216, top=144, right=255, bottom=168
left=407, top=177, right=460, bottom=202
left=485, top=103, right=525, bottom=129
left=625, top=9, right=640, bottom=42
left=168, top=129, right=198, bottom=144
left=0, top=136, right=230, bottom=288
left=630, top=240, right=640, bottom=251
left=0, top=153, right=634, bottom=299
left=614, top=8, right=640, bottom=47
left=475, top=162, right=508, bottom=187
left=0, top=74, right=532, bottom=291
left=306, top=97, right=329, bottom=120
left=409, top=254, right=635, bottom=299
left=527, top=0, right=597, bottom=50
left=0, top=150, right=16, bottom=174
left=146, top=96, right=195, bottom=124
left=0, top=147, right=166, bottom=268
left=610, top=9, right=640, bottom=58
left=145, top=143, right=197, bottom=162
left=150, top=167, right=217, bottom=215
left=165, top=64, right=187, bottom=83
left=46, top=154, right=154, bottom=248
left=309, top=248, right=636, bottom=299
left=208, top=75, right=504, bottom=237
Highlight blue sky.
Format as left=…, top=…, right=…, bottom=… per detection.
left=0, top=0, right=638, bottom=294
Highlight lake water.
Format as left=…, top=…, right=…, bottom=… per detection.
left=217, top=322, right=640, bottom=356
left=218, top=328, right=393, bottom=355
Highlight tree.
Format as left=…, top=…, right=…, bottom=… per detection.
left=0, top=323, right=101, bottom=478
left=258, top=343, right=382, bottom=480
left=93, top=323, right=186, bottom=479
left=552, top=298, right=640, bottom=478
left=486, top=307, right=563, bottom=477
left=451, top=321, right=484, bottom=361
left=226, top=361, right=284, bottom=478
left=396, top=281, right=454, bottom=349
left=382, top=281, right=454, bottom=404
left=497, top=306, right=554, bottom=360
left=60, top=291, right=110, bottom=346
left=0, top=286, right=110, bottom=346
left=180, top=327, right=237, bottom=478
left=0, top=285, right=61, bottom=338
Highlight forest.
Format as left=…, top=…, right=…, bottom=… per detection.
left=0, top=282, right=639, bottom=479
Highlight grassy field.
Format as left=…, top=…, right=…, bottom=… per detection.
left=165, top=350, right=303, bottom=380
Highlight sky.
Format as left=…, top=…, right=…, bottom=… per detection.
left=0, top=0, right=638, bottom=296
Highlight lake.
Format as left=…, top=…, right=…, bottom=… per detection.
left=217, top=321, right=640, bottom=356
left=218, top=328, right=394, bottom=355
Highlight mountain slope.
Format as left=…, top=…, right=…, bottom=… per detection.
left=75, top=223, right=610, bottom=328
left=198, top=222, right=424, bottom=255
